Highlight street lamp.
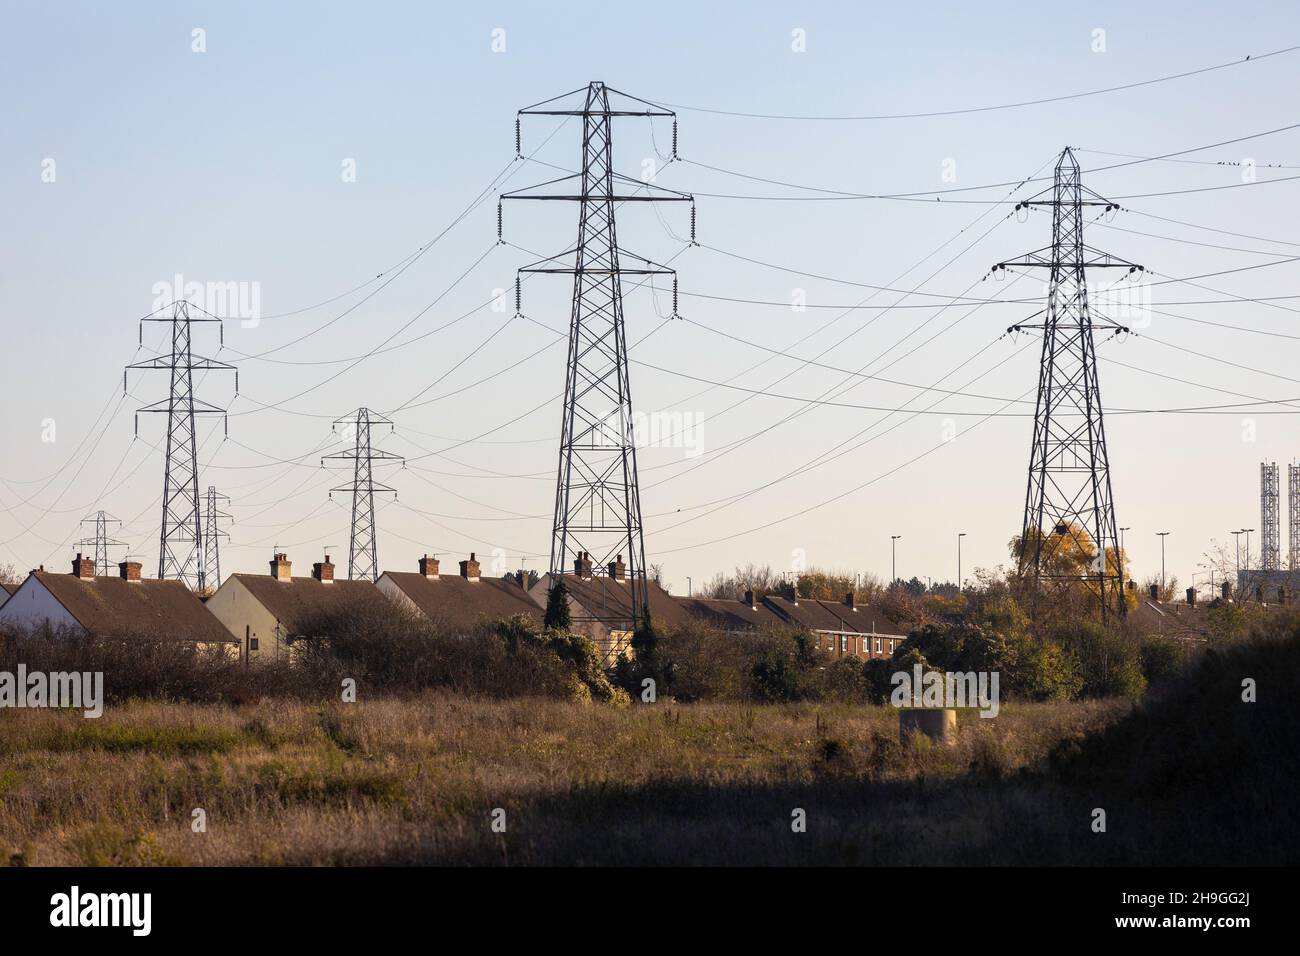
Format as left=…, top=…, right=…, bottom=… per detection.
left=891, top=535, right=902, bottom=585
left=1232, top=530, right=1245, bottom=576
left=1243, top=529, right=1255, bottom=572
left=957, top=532, right=966, bottom=591
left=1157, top=531, right=1170, bottom=596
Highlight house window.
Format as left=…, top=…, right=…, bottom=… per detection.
left=889, top=639, right=896, bottom=652
left=250, top=637, right=259, bottom=651
left=874, top=638, right=881, bottom=654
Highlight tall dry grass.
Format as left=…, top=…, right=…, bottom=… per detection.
left=0, top=694, right=1126, bottom=865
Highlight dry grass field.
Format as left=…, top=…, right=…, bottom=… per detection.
left=1, top=696, right=1132, bottom=865
left=3, top=622, right=1295, bottom=866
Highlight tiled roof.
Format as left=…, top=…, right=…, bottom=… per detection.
left=676, top=596, right=788, bottom=631
left=1, top=581, right=18, bottom=596
left=230, top=574, right=380, bottom=635
left=763, top=595, right=906, bottom=637
left=381, top=572, right=542, bottom=630
left=545, top=575, right=695, bottom=630
left=32, top=572, right=236, bottom=643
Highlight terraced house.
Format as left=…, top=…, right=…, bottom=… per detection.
left=0, top=554, right=238, bottom=654
left=205, top=552, right=379, bottom=663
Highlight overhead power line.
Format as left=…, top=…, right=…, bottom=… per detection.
left=648, top=44, right=1300, bottom=120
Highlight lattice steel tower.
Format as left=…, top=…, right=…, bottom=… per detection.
left=77, top=510, right=126, bottom=577
left=1261, top=461, right=1281, bottom=571
left=323, top=408, right=403, bottom=582
left=1289, top=464, right=1300, bottom=570
left=125, top=301, right=236, bottom=590
left=502, top=81, right=693, bottom=631
left=995, top=148, right=1143, bottom=621
left=202, top=486, right=232, bottom=591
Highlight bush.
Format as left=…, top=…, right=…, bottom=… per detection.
left=1138, top=637, right=1186, bottom=688
left=1057, top=621, right=1146, bottom=699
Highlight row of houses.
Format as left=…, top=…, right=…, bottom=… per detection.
left=0, top=550, right=908, bottom=665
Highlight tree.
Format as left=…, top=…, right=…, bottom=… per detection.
left=0, top=563, right=20, bottom=587
left=543, top=579, right=571, bottom=631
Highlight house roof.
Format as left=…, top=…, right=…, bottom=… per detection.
left=536, top=574, right=695, bottom=630
left=380, top=572, right=542, bottom=630
left=763, top=595, right=906, bottom=637
left=676, top=596, right=788, bottom=631
left=1, top=582, right=18, bottom=596
left=229, top=574, right=380, bottom=635
left=1129, top=599, right=1211, bottom=639
left=31, top=572, right=236, bottom=643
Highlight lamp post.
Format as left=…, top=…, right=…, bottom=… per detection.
left=1157, top=531, right=1170, bottom=597
left=957, top=532, right=966, bottom=591
left=1243, top=529, right=1254, bottom=572
left=1232, top=530, right=1245, bottom=577
left=890, top=535, right=901, bottom=585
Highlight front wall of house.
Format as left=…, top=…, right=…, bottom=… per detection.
left=205, top=578, right=287, bottom=664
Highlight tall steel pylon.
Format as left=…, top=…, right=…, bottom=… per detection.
left=201, top=486, right=232, bottom=591
left=994, top=148, right=1143, bottom=622
left=77, top=510, right=126, bottom=576
left=1261, top=461, right=1281, bottom=571
left=502, top=81, right=694, bottom=631
left=322, top=408, right=403, bottom=581
left=1289, top=463, right=1300, bottom=570
left=125, top=300, right=236, bottom=590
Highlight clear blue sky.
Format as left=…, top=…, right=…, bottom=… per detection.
left=4, top=0, right=1300, bottom=595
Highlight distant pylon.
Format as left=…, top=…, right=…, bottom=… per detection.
left=994, top=148, right=1143, bottom=621
left=1289, top=463, right=1300, bottom=570
left=76, top=510, right=126, bottom=577
left=1261, top=461, right=1280, bottom=571
left=322, top=408, right=403, bottom=581
left=125, top=300, right=237, bottom=591
left=201, top=486, right=232, bottom=591
left=502, top=81, right=694, bottom=632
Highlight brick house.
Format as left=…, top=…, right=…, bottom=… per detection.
left=677, top=589, right=906, bottom=661
left=529, top=552, right=693, bottom=664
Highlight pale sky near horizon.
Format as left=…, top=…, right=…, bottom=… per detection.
left=3, top=0, right=1300, bottom=596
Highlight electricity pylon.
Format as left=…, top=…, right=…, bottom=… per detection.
left=125, top=300, right=236, bottom=591
left=1289, top=463, right=1300, bottom=570
left=322, top=408, right=402, bottom=581
left=994, top=148, right=1142, bottom=622
left=502, top=81, right=694, bottom=632
left=1261, top=462, right=1281, bottom=571
left=202, top=486, right=232, bottom=592
left=76, top=510, right=126, bottom=577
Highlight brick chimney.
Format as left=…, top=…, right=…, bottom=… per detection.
left=574, top=551, right=593, bottom=579
left=607, top=554, right=626, bottom=581
left=1149, top=583, right=1159, bottom=602
left=1186, top=586, right=1196, bottom=607
left=743, top=588, right=757, bottom=610
left=312, top=555, right=334, bottom=583
left=419, top=554, right=440, bottom=580
left=514, top=569, right=527, bottom=588
left=270, top=552, right=292, bottom=582
left=119, top=560, right=142, bottom=582
left=73, top=552, right=95, bottom=580
left=1221, top=581, right=1232, bottom=602
left=459, top=552, right=480, bottom=581
left=844, top=591, right=857, bottom=611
